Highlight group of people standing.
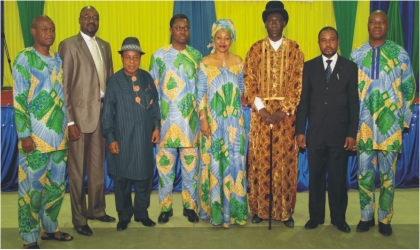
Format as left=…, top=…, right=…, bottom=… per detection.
left=12, top=1, right=416, bottom=249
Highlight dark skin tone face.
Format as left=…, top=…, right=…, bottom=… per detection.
left=121, top=50, right=141, bottom=76
left=368, top=11, right=388, bottom=47
left=318, top=30, right=339, bottom=58
left=264, top=13, right=286, bottom=42
left=31, top=16, right=55, bottom=56
left=79, top=7, right=100, bottom=37
left=170, top=18, right=190, bottom=50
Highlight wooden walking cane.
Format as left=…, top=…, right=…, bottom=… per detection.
left=268, top=123, right=273, bottom=230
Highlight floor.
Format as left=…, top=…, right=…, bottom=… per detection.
left=1, top=189, right=419, bottom=249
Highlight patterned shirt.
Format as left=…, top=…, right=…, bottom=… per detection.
left=350, top=40, right=416, bottom=152
left=13, top=47, right=68, bottom=153
left=149, top=45, right=202, bottom=148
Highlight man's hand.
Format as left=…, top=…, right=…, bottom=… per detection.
left=109, top=142, right=120, bottom=154
left=68, top=125, right=81, bottom=141
left=151, top=129, right=160, bottom=144
left=296, top=134, right=306, bottom=149
left=344, top=137, right=356, bottom=151
left=259, top=108, right=272, bottom=124
left=21, top=136, right=35, bottom=153
left=269, top=110, right=287, bottom=124
left=200, top=119, right=211, bottom=138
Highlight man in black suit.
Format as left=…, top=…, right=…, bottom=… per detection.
left=295, top=26, right=359, bottom=233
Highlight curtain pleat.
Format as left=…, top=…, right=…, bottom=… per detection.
left=387, top=1, right=405, bottom=48
left=17, top=1, right=45, bottom=47
left=333, top=1, right=358, bottom=58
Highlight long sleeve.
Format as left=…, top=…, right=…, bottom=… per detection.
left=196, top=63, right=208, bottom=112
left=12, top=52, right=32, bottom=139
left=101, top=81, right=117, bottom=144
left=347, top=61, right=360, bottom=139
left=295, top=64, right=310, bottom=135
left=400, top=51, right=416, bottom=128
left=58, top=41, right=75, bottom=123
left=243, top=44, right=260, bottom=110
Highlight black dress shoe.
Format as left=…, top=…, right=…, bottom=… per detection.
left=74, top=224, right=93, bottom=236
left=158, top=209, right=173, bottom=223
left=335, top=221, right=351, bottom=233
left=305, top=220, right=321, bottom=229
left=252, top=214, right=263, bottom=223
left=117, top=220, right=130, bottom=231
left=284, top=216, right=294, bottom=228
left=135, top=217, right=156, bottom=227
left=183, top=208, right=199, bottom=222
left=379, top=222, right=392, bottom=236
left=357, top=217, right=375, bottom=232
left=88, top=214, right=116, bottom=222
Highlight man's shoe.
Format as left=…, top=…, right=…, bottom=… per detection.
left=284, top=216, right=294, bottom=228
left=183, top=208, right=199, bottom=223
left=356, top=217, right=375, bottom=232
left=74, top=224, right=93, bottom=236
left=88, top=214, right=116, bottom=222
left=304, top=219, right=324, bottom=229
left=379, top=222, right=392, bottom=236
left=335, top=221, right=351, bottom=233
left=117, top=220, right=129, bottom=231
left=158, top=209, right=173, bottom=223
left=135, top=217, right=156, bottom=227
left=252, top=214, right=263, bottom=223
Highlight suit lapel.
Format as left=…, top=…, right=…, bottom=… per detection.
left=77, top=33, right=96, bottom=65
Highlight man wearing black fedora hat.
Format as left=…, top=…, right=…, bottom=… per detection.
left=101, top=37, right=161, bottom=231
left=244, top=1, right=304, bottom=228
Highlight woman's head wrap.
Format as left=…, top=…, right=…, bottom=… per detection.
left=207, top=19, right=236, bottom=53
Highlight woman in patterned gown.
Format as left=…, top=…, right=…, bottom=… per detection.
left=197, top=19, right=248, bottom=228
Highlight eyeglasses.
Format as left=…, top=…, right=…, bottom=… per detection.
left=172, top=26, right=190, bottom=31
left=81, top=15, right=100, bottom=22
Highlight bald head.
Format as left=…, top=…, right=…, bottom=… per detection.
left=368, top=10, right=388, bottom=46
left=80, top=6, right=97, bottom=17
left=32, top=15, right=54, bottom=29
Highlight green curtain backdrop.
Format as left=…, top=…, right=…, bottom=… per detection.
left=17, top=0, right=45, bottom=47
left=387, top=1, right=405, bottom=48
left=333, top=1, right=358, bottom=58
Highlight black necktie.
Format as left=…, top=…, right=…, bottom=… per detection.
left=326, top=60, right=332, bottom=82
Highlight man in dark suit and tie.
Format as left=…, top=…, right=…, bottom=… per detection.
left=296, top=26, right=359, bottom=233
left=58, top=6, right=115, bottom=236
left=101, top=37, right=161, bottom=231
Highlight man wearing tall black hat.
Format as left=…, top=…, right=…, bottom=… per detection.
left=244, top=1, right=304, bottom=228
left=101, top=37, right=161, bottom=231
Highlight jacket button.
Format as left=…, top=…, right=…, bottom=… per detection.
left=324, top=102, right=328, bottom=105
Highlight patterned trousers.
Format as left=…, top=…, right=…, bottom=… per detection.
left=18, top=149, right=67, bottom=244
left=357, top=150, right=397, bottom=224
left=156, top=147, right=199, bottom=212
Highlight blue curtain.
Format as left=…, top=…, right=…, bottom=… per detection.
left=1, top=106, right=19, bottom=191
left=173, top=0, right=216, bottom=57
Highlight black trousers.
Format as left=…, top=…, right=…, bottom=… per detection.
left=307, top=142, right=349, bottom=223
left=114, top=176, right=152, bottom=221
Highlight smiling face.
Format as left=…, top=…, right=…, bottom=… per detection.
left=31, top=17, right=55, bottom=48
left=79, top=7, right=99, bottom=37
left=170, top=18, right=190, bottom=49
left=213, top=28, right=232, bottom=53
left=368, top=11, right=388, bottom=45
left=318, top=29, right=339, bottom=58
left=264, top=13, right=286, bottom=41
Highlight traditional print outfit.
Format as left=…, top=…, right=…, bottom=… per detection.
left=350, top=40, right=416, bottom=224
left=244, top=36, right=304, bottom=221
left=149, top=45, right=202, bottom=212
left=197, top=19, right=248, bottom=228
left=101, top=68, right=160, bottom=222
left=13, top=47, right=68, bottom=244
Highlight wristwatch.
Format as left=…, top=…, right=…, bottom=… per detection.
left=154, top=126, right=161, bottom=131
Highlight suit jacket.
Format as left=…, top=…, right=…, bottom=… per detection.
left=58, top=33, right=114, bottom=133
left=296, top=55, right=359, bottom=146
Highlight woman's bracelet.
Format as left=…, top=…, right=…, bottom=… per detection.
left=200, top=115, right=206, bottom=120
